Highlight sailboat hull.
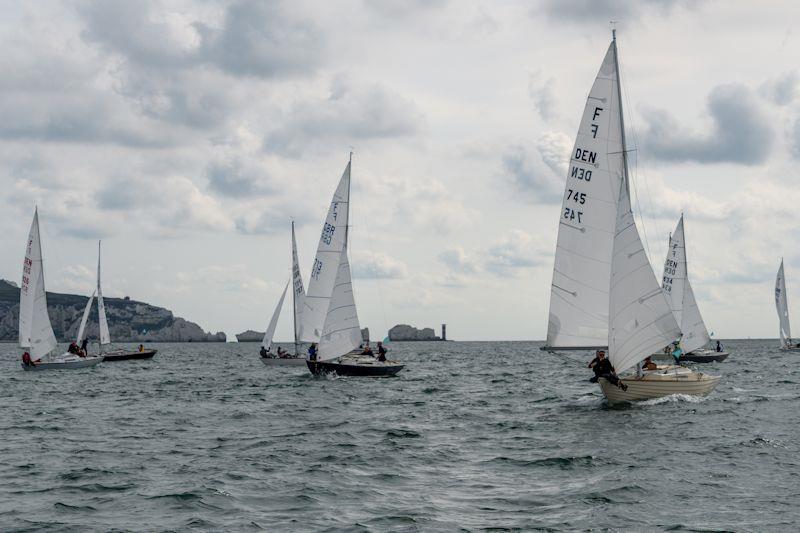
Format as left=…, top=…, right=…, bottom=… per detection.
left=306, top=358, right=404, bottom=377
left=102, top=350, right=157, bottom=362
left=599, top=370, right=720, bottom=404
left=261, top=356, right=306, bottom=366
left=22, top=356, right=102, bottom=371
left=679, top=350, right=728, bottom=363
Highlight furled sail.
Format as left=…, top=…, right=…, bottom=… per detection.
left=291, top=220, right=306, bottom=343
left=97, top=241, right=111, bottom=345
left=661, top=216, right=710, bottom=353
left=76, top=290, right=96, bottom=345
left=301, top=161, right=351, bottom=342
left=776, top=259, right=791, bottom=349
left=19, top=208, right=58, bottom=360
left=318, top=244, right=363, bottom=361
left=545, top=40, right=626, bottom=350
left=262, top=281, right=289, bottom=351
left=609, top=181, right=681, bottom=374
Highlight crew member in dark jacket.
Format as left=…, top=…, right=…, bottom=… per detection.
left=588, top=350, right=627, bottom=391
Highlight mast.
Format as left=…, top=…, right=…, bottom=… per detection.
left=611, top=29, right=630, bottom=195
left=292, top=220, right=299, bottom=356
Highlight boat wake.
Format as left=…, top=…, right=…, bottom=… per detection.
left=638, top=393, right=706, bottom=406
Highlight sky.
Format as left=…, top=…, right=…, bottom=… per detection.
left=1, top=0, right=799, bottom=341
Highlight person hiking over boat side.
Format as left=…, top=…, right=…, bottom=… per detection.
left=22, top=351, right=35, bottom=368
left=588, top=350, right=628, bottom=391
left=376, top=342, right=387, bottom=362
left=716, top=340, right=723, bottom=352
left=259, top=345, right=268, bottom=358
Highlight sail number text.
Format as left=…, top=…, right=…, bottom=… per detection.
left=563, top=208, right=583, bottom=223
left=311, top=258, right=323, bottom=281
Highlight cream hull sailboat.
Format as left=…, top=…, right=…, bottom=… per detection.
left=549, top=32, right=718, bottom=403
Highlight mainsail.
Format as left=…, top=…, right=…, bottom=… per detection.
left=19, top=208, right=58, bottom=360
left=609, top=181, right=681, bottom=374
left=545, top=38, right=626, bottom=350
left=97, top=241, right=110, bottom=346
left=301, top=160, right=351, bottom=342
left=291, top=220, right=306, bottom=348
left=76, top=290, right=96, bottom=344
left=776, top=259, right=791, bottom=349
left=262, top=281, right=289, bottom=351
left=660, top=216, right=710, bottom=353
left=318, top=243, right=363, bottom=361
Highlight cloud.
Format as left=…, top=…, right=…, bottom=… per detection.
left=759, top=71, right=798, bottom=106
left=790, top=118, right=800, bottom=160
left=529, top=71, right=557, bottom=122
left=641, top=83, right=773, bottom=165
left=206, top=159, right=274, bottom=198
left=502, top=132, right=570, bottom=203
left=484, top=230, right=546, bottom=276
left=351, top=251, right=408, bottom=279
left=438, top=246, right=479, bottom=275
left=264, top=76, right=424, bottom=156
left=539, top=0, right=699, bottom=23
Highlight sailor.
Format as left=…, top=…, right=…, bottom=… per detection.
left=361, top=342, right=374, bottom=356
left=277, top=347, right=287, bottom=358
left=259, top=345, right=268, bottom=358
left=588, top=350, right=628, bottom=391
left=642, top=356, right=657, bottom=371
left=138, top=344, right=145, bottom=352
left=308, top=343, right=318, bottom=361
left=22, top=351, right=35, bottom=368
left=376, top=342, right=387, bottom=362
left=715, top=340, right=723, bottom=352
left=68, top=342, right=79, bottom=354
left=80, top=338, right=89, bottom=355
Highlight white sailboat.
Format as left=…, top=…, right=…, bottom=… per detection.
left=259, top=222, right=307, bottom=366
left=19, top=208, right=101, bottom=371
left=544, top=32, right=719, bottom=402
left=91, top=241, right=157, bottom=362
left=775, top=259, right=800, bottom=351
left=659, top=216, right=728, bottom=362
left=304, top=155, right=403, bottom=377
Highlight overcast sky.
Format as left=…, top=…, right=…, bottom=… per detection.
left=1, top=0, right=798, bottom=341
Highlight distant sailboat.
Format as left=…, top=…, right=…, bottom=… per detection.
left=543, top=32, right=719, bottom=402
left=775, top=259, right=800, bottom=351
left=259, top=222, right=307, bottom=366
left=304, top=155, right=403, bottom=377
left=659, top=215, right=728, bottom=362
left=90, top=241, right=157, bottom=362
left=19, top=208, right=102, bottom=371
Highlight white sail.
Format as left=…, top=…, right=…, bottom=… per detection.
left=661, top=216, right=710, bottom=353
left=609, top=181, right=681, bottom=374
left=97, top=241, right=110, bottom=345
left=291, top=220, right=306, bottom=343
left=76, top=290, right=96, bottom=344
left=19, top=209, right=58, bottom=360
left=318, top=244, right=363, bottom=361
left=545, top=41, right=626, bottom=349
left=262, top=281, right=289, bottom=350
left=300, top=160, right=351, bottom=342
left=776, top=259, right=791, bottom=349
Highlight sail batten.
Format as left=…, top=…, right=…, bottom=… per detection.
left=545, top=42, right=626, bottom=349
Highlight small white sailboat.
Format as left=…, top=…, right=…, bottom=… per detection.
left=304, top=155, right=403, bottom=377
left=89, top=241, right=157, bottom=362
left=19, top=209, right=102, bottom=371
left=259, top=221, right=307, bottom=366
left=775, top=259, right=800, bottom=351
left=544, top=32, right=718, bottom=402
left=659, top=216, right=728, bottom=362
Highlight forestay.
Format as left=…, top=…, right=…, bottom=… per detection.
left=301, top=161, right=351, bottom=343
left=291, top=221, right=306, bottom=342
left=76, top=290, right=96, bottom=344
left=97, top=241, right=110, bottom=346
left=318, top=244, right=363, bottom=361
left=609, top=182, right=681, bottom=374
left=545, top=41, right=625, bottom=349
left=661, top=216, right=710, bottom=353
left=776, top=259, right=791, bottom=348
left=19, top=209, right=58, bottom=360
left=263, top=282, right=289, bottom=351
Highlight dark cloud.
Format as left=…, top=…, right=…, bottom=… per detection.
left=529, top=73, right=557, bottom=123
left=790, top=118, right=800, bottom=160
left=351, top=251, right=408, bottom=279
left=264, top=77, right=423, bottom=156
left=641, top=83, right=773, bottom=165
left=363, top=0, right=448, bottom=18
left=206, top=159, right=274, bottom=198
left=539, top=0, right=699, bottom=23
left=502, top=134, right=568, bottom=204
left=759, top=71, right=798, bottom=106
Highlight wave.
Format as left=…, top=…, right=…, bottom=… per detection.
left=638, top=394, right=706, bottom=406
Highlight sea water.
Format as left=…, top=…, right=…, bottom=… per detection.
left=0, top=339, right=798, bottom=531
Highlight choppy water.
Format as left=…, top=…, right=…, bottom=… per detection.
left=0, top=339, right=798, bottom=531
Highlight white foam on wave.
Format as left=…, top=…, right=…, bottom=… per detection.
left=638, top=394, right=705, bottom=406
